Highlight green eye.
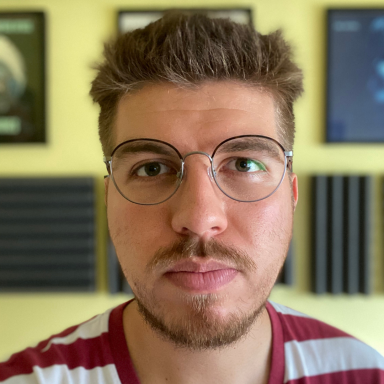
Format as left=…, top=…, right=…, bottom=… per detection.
left=234, top=158, right=266, bottom=172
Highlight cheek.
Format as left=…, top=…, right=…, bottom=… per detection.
left=227, top=185, right=293, bottom=269
left=231, top=199, right=292, bottom=245
left=107, top=188, right=171, bottom=272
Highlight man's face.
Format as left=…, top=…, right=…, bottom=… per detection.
left=106, top=81, right=298, bottom=349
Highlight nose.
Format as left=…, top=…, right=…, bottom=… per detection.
left=170, top=154, right=228, bottom=240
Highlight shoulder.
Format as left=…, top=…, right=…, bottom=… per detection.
left=267, top=301, right=384, bottom=384
left=0, top=307, right=121, bottom=384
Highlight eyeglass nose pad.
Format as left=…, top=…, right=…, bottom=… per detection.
left=176, top=163, right=184, bottom=180
left=207, top=166, right=215, bottom=181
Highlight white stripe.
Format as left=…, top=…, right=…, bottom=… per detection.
left=1, top=364, right=121, bottom=384
left=284, top=337, right=384, bottom=382
left=268, top=301, right=311, bottom=318
left=41, top=308, right=113, bottom=353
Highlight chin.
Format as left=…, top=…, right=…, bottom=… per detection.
left=136, top=291, right=266, bottom=351
left=132, top=277, right=268, bottom=350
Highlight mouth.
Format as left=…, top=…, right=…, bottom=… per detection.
left=164, top=259, right=238, bottom=292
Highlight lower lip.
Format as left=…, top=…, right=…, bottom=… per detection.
left=165, top=269, right=238, bottom=292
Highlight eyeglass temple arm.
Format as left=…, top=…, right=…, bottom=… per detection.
left=284, top=151, right=293, bottom=171
left=103, top=156, right=112, bottom=178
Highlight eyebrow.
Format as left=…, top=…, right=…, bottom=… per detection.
left=218, top=138, right=281, bottom=159
left=115, top=142, right=178, bottom=159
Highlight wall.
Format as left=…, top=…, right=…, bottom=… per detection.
left=0, top=0, right=384, bottom=360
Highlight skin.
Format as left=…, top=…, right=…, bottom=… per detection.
left=105, top=81, right=298, bottom=384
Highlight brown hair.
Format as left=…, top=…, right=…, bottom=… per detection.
left=90, top=12, right=303, bottom=156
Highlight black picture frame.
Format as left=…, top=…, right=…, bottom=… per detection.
left=0, top=12, right=46, bottom=143
left=118, top=8, right=253, bottom=33
left=326, top=9, right=384, bottom=143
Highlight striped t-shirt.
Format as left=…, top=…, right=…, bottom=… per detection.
left=1, top=300, right=384, bottom=383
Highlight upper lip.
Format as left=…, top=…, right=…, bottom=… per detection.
left=166, top=259, right=237, bottom=273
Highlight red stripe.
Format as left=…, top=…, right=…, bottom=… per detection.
left=266, top=302, right=285, bottom=384
left=108, top=301, right=140, bottom=384
left=277, top=312, right=352, bottom=342
left=0, top=332, right=114, bottom=381
left=286, top=368, right=384, bottom=383
left=36, top=324, right=82, bottom=351
left=36, top=314, right=98, bottom=351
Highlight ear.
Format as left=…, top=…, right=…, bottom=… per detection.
left=290, top=172, right=299, bottom=211
left=104, top=176, right=109, bottom=206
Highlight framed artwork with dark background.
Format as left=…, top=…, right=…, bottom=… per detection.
left=118, top=9, right=253, bottom=33
left=0, top=12, right=45, bottom=143
left=326, top=9, right=384, bottom=143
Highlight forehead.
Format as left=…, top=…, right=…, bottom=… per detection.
left=114, top=81, right=278, bottom=150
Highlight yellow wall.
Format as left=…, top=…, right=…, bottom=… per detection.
left=1, top=0, right=384, bottom=361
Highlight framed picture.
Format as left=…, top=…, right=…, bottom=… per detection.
left=118, top=9, right=253, bottom=33
left=0, top=12, right=45, bottom=143
left=326, top=9, right=384, bottom=142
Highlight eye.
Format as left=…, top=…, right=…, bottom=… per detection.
left=229, top=158, right=266, bottom=172
left=135, top=162, right=173, bottom=177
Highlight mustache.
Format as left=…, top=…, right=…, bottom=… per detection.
left=146, top=237, right=257, bottom=272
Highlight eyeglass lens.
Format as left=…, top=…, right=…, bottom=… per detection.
left=110, top=137, right=287, bottom=205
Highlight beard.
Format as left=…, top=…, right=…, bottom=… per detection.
left=135, top=292, right=266, bottom=351
left=127, top=238, right=272, bottom=351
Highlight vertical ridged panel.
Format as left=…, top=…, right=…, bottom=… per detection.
left=344, top=176, right=360, bottom=294
left=312, top=176, right=328, bottom=294
left=328, top=176, right=344, bottom=294
left=359, top=177, right=372, bottom=294
left=312, top=175, right=373, bottom=295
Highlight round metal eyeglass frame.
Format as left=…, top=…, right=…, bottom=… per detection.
left=103, top=135, right=293, bottom=205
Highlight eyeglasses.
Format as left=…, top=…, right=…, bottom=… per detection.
left=103, top=135, right=293, bottom=205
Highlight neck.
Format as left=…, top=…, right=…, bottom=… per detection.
left=123, top=300, right=272, bottom=384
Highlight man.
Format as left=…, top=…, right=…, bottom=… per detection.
left=1, top=12, right=384, bottom=384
